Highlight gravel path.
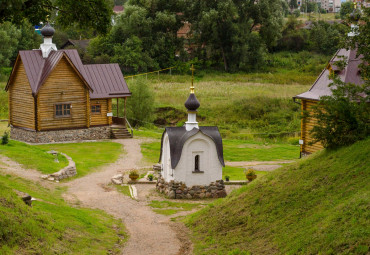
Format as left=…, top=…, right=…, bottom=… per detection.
left=63, top=139, right=188, bottom=255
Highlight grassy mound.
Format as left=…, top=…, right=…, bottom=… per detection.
left=186, top=139, right=370, bottom=255
left=0, top=174, right=126, bottom=254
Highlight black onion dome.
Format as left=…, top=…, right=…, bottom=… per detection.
left=41, top=23, right=55, bottom=37
left=185, top=93, right=200, bottom=111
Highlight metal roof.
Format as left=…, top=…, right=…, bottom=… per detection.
left=6, top=49, right=130, bottom=99
left=294, top=48, right=364, bottom=101
left=159, top=126, right=225, bottom=169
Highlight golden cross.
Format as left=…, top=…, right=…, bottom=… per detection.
left=190, top=64, right=195, bottom=94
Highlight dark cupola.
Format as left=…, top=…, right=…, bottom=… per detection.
left=41, top=23, right=55, bottom=37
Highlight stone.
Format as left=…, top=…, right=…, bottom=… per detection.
left=40, top=175, right=48, bottom=179
left=47, top=177, right=55, bottom=181
left=199, top=193, right=205, bottom=198
left=168, top=191, right=176, bottom=199
left=186, top=193, right=192, bottom=199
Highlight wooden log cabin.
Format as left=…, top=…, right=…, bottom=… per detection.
left=5, top=24, right=132, bottom=143
left=293, top=48, right=364, bottom=156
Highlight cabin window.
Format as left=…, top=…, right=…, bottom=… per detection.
left=91, top=104, right=101, bottom=114
left=55, top=104, right=71, bottom=117
left=194, top=155, right=200, bottom=172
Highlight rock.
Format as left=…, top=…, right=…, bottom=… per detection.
left=186, top=193, right=192, bottom=199
left=111, top=174, right=123, bottom=185
left=48, top=177, right=55, bottom=181
left=168, top=190, right=176, bottom=199
left=40, top=175, right=48, bottom=179
left=199, top=193, right=205, bottom=198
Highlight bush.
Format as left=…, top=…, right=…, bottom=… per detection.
left=310, top=80, right=370, bottom=148
left=127, top=78, right=154, bottom=127
left=293, top=9, right=300, bottom=17
left=1, top=131, right=9, bottom=145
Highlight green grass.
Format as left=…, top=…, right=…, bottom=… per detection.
left=149, top=200, right=202, bottom=215
left=37, top=141, right=122, bottom=178
left=115, top=185, right=131, bottom=198
left=223, top=139, right=299, bottom=161
left=140, top=138, right=299, bottom=165
left=0, top=140, right=68, bottom=174
left=0, top=122, right=10, bottom=136
left=0, top=82, right=7, bottom=119
left=0, top=173, right=126, bottom=254
left=222, top=166, right=268, bottom=181
left=185, top=138, right=370, bottom=255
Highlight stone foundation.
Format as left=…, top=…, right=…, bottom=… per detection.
left=156, top=177, right=227, bottom=199
left=10, top=126, right=111, bottom=143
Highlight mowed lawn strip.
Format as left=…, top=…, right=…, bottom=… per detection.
left=0, top=140, right=68, bottom=174
left=222, top=166, right=268, bottom=181
left=37, top=141, right=123, bottom=177
left=0, top=173, right=126, bottom=254
left=140, top=139, right=299, bottom=165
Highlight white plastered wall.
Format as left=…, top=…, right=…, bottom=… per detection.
left=174, top=132, right=222, bottom=186
left=161, top=132, right=174, bottom=182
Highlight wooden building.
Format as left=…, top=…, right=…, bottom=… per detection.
left=293, top=48, right=364, bottom=156
left=5, top=24, right=132, bottom=143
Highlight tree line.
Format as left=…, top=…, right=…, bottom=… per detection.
left=0, top=0, right=354, bottom=73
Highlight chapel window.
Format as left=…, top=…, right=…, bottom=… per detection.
left=194, top=155, right=200, bottom=172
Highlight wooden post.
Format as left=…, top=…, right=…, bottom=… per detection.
left=124, top=97, right=127, bottom=126
left=117, top=98, right=119, bottom=117
left=170, top=67, right=172, bottom=75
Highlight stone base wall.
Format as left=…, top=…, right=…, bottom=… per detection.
left=10, top=126, right=111, bottom=143
left=156, top=177, right=227, bottom=199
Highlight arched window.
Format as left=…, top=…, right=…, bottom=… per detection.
left=194, top=155, right=200, bottom=171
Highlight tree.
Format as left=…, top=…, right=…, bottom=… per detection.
left=289, top=0, right=298, bottom=10
left=310, top=8, right=370, bottom=148
left=127, top=79, right=154, bottom=127
left=310, top=80, right=369, bottom=148
left=185, top=0, right=283, bottom=72
left=340, top=2, right=354, bottom=20
left=0, top=0, right=112, bottom=34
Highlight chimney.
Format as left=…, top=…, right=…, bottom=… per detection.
left=40, top=23, right=57, bottom=58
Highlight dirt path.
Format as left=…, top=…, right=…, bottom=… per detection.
left=64, top=139, right=189, bottom=255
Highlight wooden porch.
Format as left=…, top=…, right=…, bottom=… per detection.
left=111, top=97, right=133, bottom=139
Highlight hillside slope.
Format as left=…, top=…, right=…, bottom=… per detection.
left=186, top=139, right=370, bottom=255
left=0, top=174, right=126, bottom=254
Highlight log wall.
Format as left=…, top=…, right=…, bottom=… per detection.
left=301, top=99, right=324, bottom=154
left=90, top=99, right=112, bottom=126
left=37, top=57, right=89, bottom=131
left=9, top=60, right=35, bottom=130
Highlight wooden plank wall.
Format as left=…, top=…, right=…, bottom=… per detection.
left=301, top=99, right=324, bottom=154
left=90, top=99, right=112, bottom=126
left=9, top=60, right=35, bottom=130
left=37, top=57, right=88, bottom=130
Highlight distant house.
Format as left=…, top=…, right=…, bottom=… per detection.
left=5, top=24, right=132, bottom=143
left=113, top=5, right=124, bottom=14
left=60, top=39, right=91, bottom=51
left=293, top=48, right=364, bottom=156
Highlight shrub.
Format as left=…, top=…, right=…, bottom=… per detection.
left=293, top=9, right=300, bottom=17
left=127, top=78, right=154, bottom=127
left=310, top=79, right=370, bottom=148
left=1, top=131, right=9, bottom=145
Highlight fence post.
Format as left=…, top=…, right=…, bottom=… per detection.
left=170, top=67, right=172, bottom=76
left=157, top=71, right=159, bottom=81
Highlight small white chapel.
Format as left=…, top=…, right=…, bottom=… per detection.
left=156, top=67, right=226, bottom=199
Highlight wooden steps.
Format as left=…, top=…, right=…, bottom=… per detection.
left=111, top=125, right=132, bottom=139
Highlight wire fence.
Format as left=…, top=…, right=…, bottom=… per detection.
left=124, top=66, right=176, bottom=81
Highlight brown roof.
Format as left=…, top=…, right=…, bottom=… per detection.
left=113, top=5, right=124, bottom=13
left=294, top=48, right=364, bottom=101
left=6, top=49, right=130, bottom=99
left=60, top=39, right=91, bottom=50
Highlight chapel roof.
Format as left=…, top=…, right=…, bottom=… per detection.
left=159, top=126, right=225, bottom=169
left=294, top=48, right=364, bottom=101
left=6, top=49, right=130, bottom=99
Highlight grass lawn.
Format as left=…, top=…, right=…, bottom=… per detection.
left=223, top=139, right=299, bottom=161
left=115, top=185, right=132, bottom=198
left=149, top=200, right=202, bottom=216
left=0, top=122, right=9, bottom=135
left=0, top=173, right=126, bottom=254
left=0, top=140, right=69, bottom=174
left=222, top=166, right=268, bottom=181
left=140, top=138, right=299, bottom=165
left=38, top=141, right=123, bottom=178
left=185, top=138, right=370, bottom=255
